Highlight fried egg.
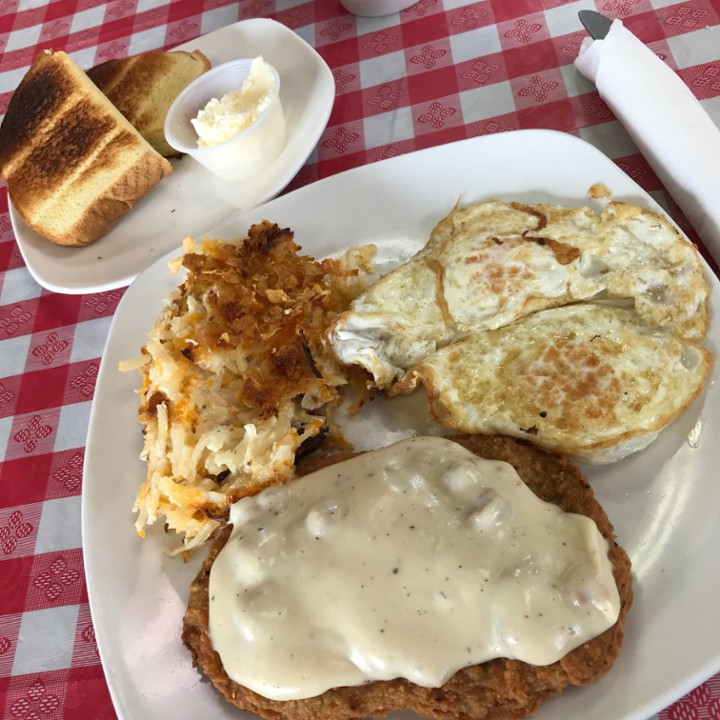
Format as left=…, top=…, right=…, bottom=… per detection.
left=329, top=200, right=709, bottom=389
left=396, top=303, right=712, bottom=464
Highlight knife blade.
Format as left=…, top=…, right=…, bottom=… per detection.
left=578, top=10, right=613, bottom=40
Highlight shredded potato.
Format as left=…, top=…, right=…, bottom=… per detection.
left=132, top=221, right=374, bottom=554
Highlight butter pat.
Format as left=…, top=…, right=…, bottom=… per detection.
left=192, top=57, right=276, bottom=148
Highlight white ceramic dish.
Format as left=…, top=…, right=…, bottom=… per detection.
left=83, top=130, right=720, bottom=720
left=10, top=18, right=334, bottom=295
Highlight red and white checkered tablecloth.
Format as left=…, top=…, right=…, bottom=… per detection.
left=1, top=1, right=719, bottom=719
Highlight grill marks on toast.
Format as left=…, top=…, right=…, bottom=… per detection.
left=87, top=49, right=211, bottom=157
left=13, top=103, right=115, bottom=199
left=0, top=57, right=76, bottom=177
left=99, top=57, right=166, bottom=130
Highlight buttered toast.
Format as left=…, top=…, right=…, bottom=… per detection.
left=0, top=49, right=172, bottom=246
left=88, top=49, right=211, bottom=157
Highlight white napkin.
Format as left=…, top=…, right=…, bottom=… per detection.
left=575, top=20, right=720, bottom=264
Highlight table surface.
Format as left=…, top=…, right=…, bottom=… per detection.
left=1, top=1, right=719, bottom=719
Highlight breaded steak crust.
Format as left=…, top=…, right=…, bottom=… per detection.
left=182, top=434, right=633, bottom=720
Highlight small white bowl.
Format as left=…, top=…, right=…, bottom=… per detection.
left=164, top=58, right=287, bottom=182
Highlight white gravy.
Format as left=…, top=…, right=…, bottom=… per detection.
left=209, top=436, right=620, bottom=700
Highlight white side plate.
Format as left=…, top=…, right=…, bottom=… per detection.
left=11, top=18, right=334, bottom=294
left=83, top=129, right=720, bottom=720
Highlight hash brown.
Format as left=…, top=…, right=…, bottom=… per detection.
left=133, top=221, right=373, bottom=554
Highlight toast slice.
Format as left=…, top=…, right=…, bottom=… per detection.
left=0, top=49, right=172, bottom=247
left=87, top=49, right=211, bottom=157
left=183, top=434, right=633, bottom=720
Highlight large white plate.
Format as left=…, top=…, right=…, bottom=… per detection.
left=11, top=18, right=334, bottom=295
left=83, top=130, right=720, bottom=720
